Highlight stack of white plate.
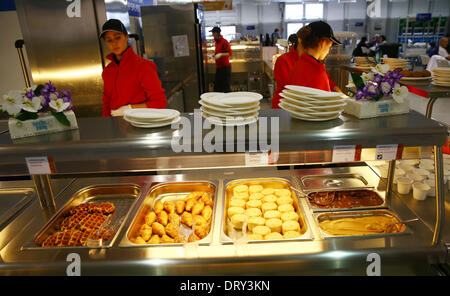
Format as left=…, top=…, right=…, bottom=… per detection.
left=354, top=56, right=376, bottom=70
left=382, top=58, right=409, bottom=71
left=123, top=108, right=180, bottom=128
left=279, top=85, right=347, bottom=121
left=199, top=92, right=262, bottom=126
left=431, top=67, right=450, bottom=87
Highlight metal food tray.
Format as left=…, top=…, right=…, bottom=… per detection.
left=121, top=180, right=218, bottom=247
left=0, top=188, right=34, bottom=230
left=30, top=183, right=141, bottom=249
left=299, top=173, right=387, bottom=212
left=314, top=209, right=411, bottom=239
left=221, top=177, right=313, bottom=244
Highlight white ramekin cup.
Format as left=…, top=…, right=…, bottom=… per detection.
left=423, top=179, right=435, bottom=197
left=412, top=182, right=431, bottom=201
left=397, top=177, right=414, bottom=194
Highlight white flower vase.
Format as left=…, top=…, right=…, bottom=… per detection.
left=8, top=110, right=78, bottom=139
left=343, top=96, right=410, bottom=119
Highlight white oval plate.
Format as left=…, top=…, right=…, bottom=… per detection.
left=207, top=92, right=263, bottom=106
left=280, top=103, right=341, bottom=120
left=202, top=110, right=259, bottom=120
left=123, top=108, right=180, bottom=122
left=280, top=100, right=343, bottom=115
left=200, top=92, right=225, bottom=100
left=203, top=114, right=258, bottom=126
left=199, top=100, right=260, bottom=112
left=400, top=76, right=432, bottom=81
left=284, top=85, right=327, bottom=96
left=280, top=97, right=346, bottom=110
left=124, top=115, right=181, bottom=128
left=201, top=97, right=260, bottom=108
left=281, top=91, right=345, bottom=104
left=431, top=81, right=450, bottom=87
left=200, top=106, right=259, bottom=116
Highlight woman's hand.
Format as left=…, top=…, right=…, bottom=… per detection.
left=111, top=104, right=132, bottom=116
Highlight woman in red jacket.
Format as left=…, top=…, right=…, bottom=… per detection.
left=287, top=21, right=341, bottom=92
left=100, top=19, right=166, bottom=117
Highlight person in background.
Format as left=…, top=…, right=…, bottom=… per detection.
left=271, top=28, right=280, bottom=46
left=100, top=19, right=166, bottom=117
left=287, top=21, right=341, bottom=92
left=264, top=33, right=272, bottom=46
left=438, top=37, right=450, bottom=60
left=211, top=26, right=232, bottom=92
left=352, top=36, right=369, bottom=57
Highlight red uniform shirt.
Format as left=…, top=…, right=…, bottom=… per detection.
left=287, top=53, right=331, bottom=92
left=272, top=48, right=299, bottom=109
left=214, top=36, right=232, bottom=69
left=102, top=46, right=167, bottom=117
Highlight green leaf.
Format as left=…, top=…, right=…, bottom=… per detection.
left=15, top=111, right=38, bottom=121
left=51, top=111, right=70, bottom=127
left=34, top=84, right=44, bottom=96
left=373, top=93, right=383, bottom=101
left=350, top=72, right=365, bottom=89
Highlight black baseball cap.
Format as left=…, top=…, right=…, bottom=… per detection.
left=99, top=19, right=128, bottom=39
left=308, top=21, right=341, bottom=45
left=210, top=26, right=221, bottom=34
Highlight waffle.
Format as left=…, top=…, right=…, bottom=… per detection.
left=69, top=202, right=116, bottom=215
left=60, top=211, right=89, bottom=230
left=79, top=213, right=108, bottom=232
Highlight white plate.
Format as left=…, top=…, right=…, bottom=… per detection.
left=431, top=81, right=450, bottom=87
left=280, top=97, right=346, bottom=110
left=123, top=108, right=180, bottom=122
left=200, top=107, right=259, bottom=118
left=281, top=91, right=345, bottom=104
left=201, top=96, right=260, bottom=108
left=202, top=114, right=258, bottom=126
left=400, top=76, right=432, bottom=81
left=200, top=92, right=225, bottom=100
left=284, top=85, right=328, bottom=96
left=124, top=116, right=181, bottom=128
left=199, top=100, right=260, bottom=112
left=280, top=100, right=344, bottom=115
left=432, top=78, right=450, bottom=83
left=280, top=104, right=341, bottom=121
left=432, top=67, right=450, bottom=73
left=211, top=92, right=263, bottom=105
left=280, top=101, right=342, bottom=116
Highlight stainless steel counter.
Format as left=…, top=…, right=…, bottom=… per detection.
left=0, top=110, right=446, bottom=176
left=0, top=166, right=445, bottom=275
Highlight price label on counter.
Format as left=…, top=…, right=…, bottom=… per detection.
left=25, top=157, right=55, bottom=175
left=332, top=145, right=362, bottom=162
left=375, top=144, right=403, bottom=160
left=245, top=151, right=269, bottom=166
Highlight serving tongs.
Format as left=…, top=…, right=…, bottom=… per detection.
left=366, top=218, right=419, bottom=234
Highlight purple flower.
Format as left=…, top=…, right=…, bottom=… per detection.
left=24, top=89, right=35, bottom=99
left=355, top=89, right=366, bottom=101
left=372, top=74, right=383, bottom=85
left=39, top=95, right=50, bottom=108
left=41, top=80, right=57, bottom=95
left=363, top=84, right=379, bottom=98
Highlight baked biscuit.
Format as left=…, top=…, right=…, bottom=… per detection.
left=201, top=193, right=214, bottom=207
left=202, top=205, right=213, bottom=222
left=278, top=204, right=295, bottom=213
left=247, top=234, right=263, bottom=241
left=230, top=198, right=246, bottom=208
left=233, top=192, right=249, bottom=201
left=261, top=188, right=275, bottom=195
left=152, top=222, right=165, bottom=236
left=246, top=199, right=262, bottom=209
left=231, top=213, right=245, bottom=229
left=262, top=195, right=277, bottom=204
left=261, top=202, right=277, bottom=213
left=185, top=198, right=196, bottom=212
left=233, top=184, right=249, bottom=194
left=282, top=220, right=300, bottom=234
left=135, top=236, right=146, bottom=244
left=265, top=218, right=282, bottom=233
left=252, top=225, right=271, bottom=236
left=264, top=210, right=281, bottom=220
left=147, top=234, right=160, bottom=244
left=139, top=224, right=152, bottom=241
left=264, top=232, right=283, bottom=240
left=163, top=201, right=175, bottom=214
left=157, top=210, right=169, bottom=226
left=165, top=222, right=179, bottom=239
left=248, top=216, right=265, bottom=231
left=275, top=189, right=291, bottom=197
left=161, top=234, right=175, bottom=244
left=281, top=211, right=299, bottom=222
left=227, top=206, right=245, bottom=217
left=192, top=200, right=205, bottom=216
left=276, top=196, right=293, bottom=206
left=193, top=215, right=207, bottom=227
left=246, top=207, right=262, bottom=218
left=175, top=200, right=185, bottom=215
left=249, top=185, right=263, bottom=194
left=283, top=231, right=301, bottom=239
left=249, top=192, right=264, bottom=200
left=181, top=212, right=193, bottom=227
left=169, top=212, right=180, bottom=226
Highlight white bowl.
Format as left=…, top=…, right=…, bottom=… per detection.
left=423, top=179, right=435, bottom=197
left=397, top=177, right=414, bottom=194
left=412, top=182, right=431, bottom=200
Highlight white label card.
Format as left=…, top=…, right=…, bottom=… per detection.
left=245, top=152, right=268, bottom=166
left=25, top=157, right=52, bottom=175
left=375, top=144, right=398, bottom=160
left=332, top=145, right=356, bottom=162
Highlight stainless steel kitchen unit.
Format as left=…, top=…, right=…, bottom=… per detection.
left=0, top=109, right=448, bottom=275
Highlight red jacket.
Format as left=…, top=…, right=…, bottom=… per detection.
left=102, top=46, right=166, bottom=117
left=272, top=48, right=299, bottom=109
left=287, top=53, right=331, bottom=92
left=273, top=51, right=338, bottom=108
left=214, top=36, right=232, bottom=69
